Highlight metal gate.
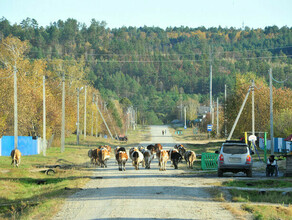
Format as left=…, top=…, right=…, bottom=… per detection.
left=201, top=153, right=218, bottom=170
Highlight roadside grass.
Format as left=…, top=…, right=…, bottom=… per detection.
left=207, top=187, right=226, bottom=202
left=221, top=203, right=248, bottom=220
left=222, top=179, right=292, bottom=188
left=229, top=189, right=292, bottom=204
left=169, top=127, right=212, bottom=143
left=241, top=204, right=292, bottom=220
left=207, top=181, right=292, bottom=220
left=0, top=126, right=147, bottom=219
left=186, top=141, right=223, bottom=154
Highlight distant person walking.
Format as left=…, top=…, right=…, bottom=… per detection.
left=165, top=129, right=167, bottom=135
left=162, top=130, right=164, bottom=135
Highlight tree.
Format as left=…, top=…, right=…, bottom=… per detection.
left=274, top=108, right=292, bottom=137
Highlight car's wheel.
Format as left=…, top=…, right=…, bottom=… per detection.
left=217, top=169, right=223, bottom=177
left=246, top=169, right=252, bottom=177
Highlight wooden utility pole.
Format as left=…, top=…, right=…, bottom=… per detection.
left=43, top=75, right=46, bottom=156
left=77, top=88, right=81, bottom=145
left=61, top=72, right=65, bottom=152
left=252, top=80, right=255, bottom=136
left=209, top=45, right=215, bottom=125
left=84, top=86, right=87, bottom=139
left=13, top=65, right=18, bottom=150
left=269, top=68, right=274, bottom=154
left=224, top=84, right=227, bottom=138
left=184, top=106, right=187, bottom=128
left=217, top=97, right=219, bottom=138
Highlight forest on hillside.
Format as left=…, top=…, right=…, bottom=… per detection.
left=0, top=17, right=291, bottom=138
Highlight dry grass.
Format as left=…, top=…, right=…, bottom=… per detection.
left=222, top=203, right=250, bottom=220
left=242, top=204, right=292, bottom=220
left=207, top=187, right=226, bottom=202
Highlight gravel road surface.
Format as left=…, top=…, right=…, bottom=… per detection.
left=54, top=125, right=234, bottom=220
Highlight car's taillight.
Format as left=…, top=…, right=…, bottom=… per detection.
left=219, top=154, right=224, bottom=164
left=246, top=155, right=251, bottom=164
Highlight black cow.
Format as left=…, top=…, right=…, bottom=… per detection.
left=171, top=152, right=182, bottom=169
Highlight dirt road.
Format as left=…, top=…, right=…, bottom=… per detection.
left=54, top=125, right=234, bottom=219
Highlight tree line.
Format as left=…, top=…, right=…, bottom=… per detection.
left=0, top=17, right=291, bottom=138
left=0, top=37, right=128, bottom=145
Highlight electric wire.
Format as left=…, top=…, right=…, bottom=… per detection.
left=272, top=76, right=288, bottom=83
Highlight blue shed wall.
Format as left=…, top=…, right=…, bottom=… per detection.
left=0, top=136, right=38, bottom=156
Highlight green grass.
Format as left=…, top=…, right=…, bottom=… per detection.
left=223, top=180, right=292, bottom=188
left=242, top=204, right=292, bottom=220
left=186, top=141, right=223, bottom=154
left=230, top=189, right=292, bottom=204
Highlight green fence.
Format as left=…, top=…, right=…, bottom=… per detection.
left=201, top=153, right=218, bottom=170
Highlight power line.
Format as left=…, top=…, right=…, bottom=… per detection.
left=27, top=45, right=292, bottom=57
left=272, top=76, right=288, bottom=83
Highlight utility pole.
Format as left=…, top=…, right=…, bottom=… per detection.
left=91, top=95, right=94, bottom=136
left=136, top=107, right=138, bottom=128
left=84, top=86, right=87, bottom=139
left=269, top=68, right=274, bottom=154
left=76, top=87, right=83, bottom=145
left=61, top=72, right=65, bottom=152
left=95, top=96, right=98, bottom=137
left=77, top=88, right=80, bottom=145
left=95, top=112, right=98, bottom=137
left=13, top=64, right=18, bottom=150
left=91, top=109, right=94, bottom=136
left=217, top=97, right=219, bottom=138
left=224, top=84, right=227, bottom=138
left=184, top=106, right=187, bottom=129
left=209, top=46, right=213, bottom=125
left=180, top=92, right=183, bottom=121
left=212, top=99, right=215, bottom=125
left=95, top=98, right=113, bottom=139
left=43, top=75, right=46, bottom=156
left=252, top=80, right=255, bottom=136
left=227, top=87, right=251, bottom=140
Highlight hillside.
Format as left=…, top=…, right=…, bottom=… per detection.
left=0, top=17, right=291, bottom=137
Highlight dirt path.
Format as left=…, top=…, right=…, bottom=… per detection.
left=54, top=125, right=234, bottom=220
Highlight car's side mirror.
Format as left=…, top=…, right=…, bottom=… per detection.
left=251, top=151, right=255, bottom=155
left=215, top=150, right=219, bottom=154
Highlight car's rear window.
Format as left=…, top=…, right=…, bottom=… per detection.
left=222, top=145, right=248, bottom=154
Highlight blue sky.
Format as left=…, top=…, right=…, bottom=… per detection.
left=0, top=0, right=291, bottom=29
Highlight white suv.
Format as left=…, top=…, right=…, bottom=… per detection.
left=217, top=141, right=253, bottom=177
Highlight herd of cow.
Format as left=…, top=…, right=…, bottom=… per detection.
left=88, top=144, right=197, bottom=171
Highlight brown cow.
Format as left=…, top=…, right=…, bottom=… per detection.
left=99, top=145, right=111, bottom=153
left=11, top=149, right=21, bottom=167
left=154, top=143, right=163, bottom=152
left=91, top=148, right=101, bottom=166
left=159, top=150, right=169, bottom=171
left=98, top=147, right=110, bottom=168
left=116, top=151, right=128, bottom=171
left=184, top=150, right=196, bottom=168
left=104, top=145, right=112, bottom=153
